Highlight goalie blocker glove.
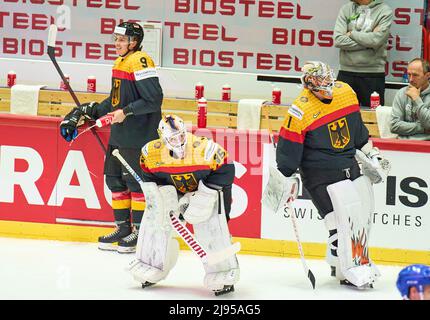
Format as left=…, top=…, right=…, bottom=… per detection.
left=60, top=107, right=84, bottom=142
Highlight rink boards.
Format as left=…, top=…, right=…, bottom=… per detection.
left=0, top=114, right=429, bottom=265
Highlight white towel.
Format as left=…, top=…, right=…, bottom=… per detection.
left=10, top=85, right=46, bottom=115
left=237, top=99, right=266, bottom=130
left=375, top=106, right=398, bottom=139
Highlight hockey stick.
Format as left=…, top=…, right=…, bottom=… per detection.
left=285, top=201, right=316, bottom=289
left=47, top=24, right=107, bottom=154
left=263, top=104, right=316, bottom=289
left=111, top=149, right=240, bottom=266
left=169, top=212, right=241, bottom=265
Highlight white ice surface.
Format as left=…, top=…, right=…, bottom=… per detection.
left=0, top=237, right=403, bottom=300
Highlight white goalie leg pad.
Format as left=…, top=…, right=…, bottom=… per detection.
left=128, top=239, right=179, bottom=284
left=323, top=212, right=345, bottom=281
left=130, top=183, right=180, bottom=284
left=192, top=191, right=240, bottom=291
left=326, top=176, right=380, bottom=287
left=183, top=180, right=218, bottom=225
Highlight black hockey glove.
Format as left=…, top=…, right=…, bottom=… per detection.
left=60, top=107, right=84, bottom=142
left=78, top=101, right=99, bottom=119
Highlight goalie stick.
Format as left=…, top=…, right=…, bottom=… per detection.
left=47, top=24, right=106, bottom=154
left=111, top=149, right=241, bottom=266
left=264, top=103, right=316, bottom=289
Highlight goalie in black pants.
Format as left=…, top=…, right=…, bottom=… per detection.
left=59, top=21, right=163, bottom=253
left=262, top=61, right=390, bottom=289
left=126, top=114, right=239, bottom=296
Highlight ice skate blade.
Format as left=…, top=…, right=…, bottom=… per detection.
left=214, top=285, right=235, bottom=296
left=98, top=243, right=117, bottom=251
left=117, top=246, right=136, bottom=254
left=142, top=282, right=155, bottom=289
left=340, top=280, right=374, bottom=290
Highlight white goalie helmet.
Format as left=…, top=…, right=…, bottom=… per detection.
left=301, top=61, right=335, bottom=99
left=158, top=114, right=188, bottom=158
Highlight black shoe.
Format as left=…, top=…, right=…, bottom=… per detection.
left=117, top=229, right=138, bottom=253
left=98, top=224, right=131, bottom=251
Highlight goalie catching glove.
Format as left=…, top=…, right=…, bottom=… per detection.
left=261, top=166, right=300, bottom=213
left=355, top=141, right=391, bottom=184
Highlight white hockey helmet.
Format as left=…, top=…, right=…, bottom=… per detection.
left=158, top=114, right=188, bottom=158
left=301, top=61, right=335, bottom=99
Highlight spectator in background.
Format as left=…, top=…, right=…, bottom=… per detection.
left=334, top=0, right=393, bottom=107
left=390, top=58, right=430, bottom=140
left=396, top=264, right=430, bottom=300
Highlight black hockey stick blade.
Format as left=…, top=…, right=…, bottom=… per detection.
left=308, top=270, right=316, bottom=290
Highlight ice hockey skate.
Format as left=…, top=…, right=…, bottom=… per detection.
left=213, top=285, right=235, bottom=296
left=117, top=229, right=138, bottom=253
left=98, top=223, right=132, bottom=251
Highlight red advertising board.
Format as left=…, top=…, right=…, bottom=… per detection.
left=0, top=114, right=267, bottom=238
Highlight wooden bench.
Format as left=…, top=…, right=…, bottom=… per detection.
left=0, top=87, right=380, bottom=137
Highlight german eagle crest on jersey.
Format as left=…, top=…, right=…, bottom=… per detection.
left=170, top=173, right=198, bottom=193
left=328, top=117, right=350, bottom=149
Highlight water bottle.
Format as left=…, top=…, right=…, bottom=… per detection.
left=95, top=114, right=114, bottom=127
left=370, top=91, right=380, bottom=109
left=272, top=87, right=281, bottom=104
left=197, top=98, right=207, bottom=128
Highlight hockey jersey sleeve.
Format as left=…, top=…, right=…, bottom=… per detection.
left=92, top=96, right=112, bottom=119
left=202, top=140, right=235, bottom=188
left=139, top=143, right=165, bottom=185
left=354, top=112, right=370, bottom=149
left=276, top=106, right=305, bottom=177
left=122, top=54, right=163, bottom=116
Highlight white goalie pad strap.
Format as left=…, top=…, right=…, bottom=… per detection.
left=159, top=185, right=180, bottom=221
left=324, top=211, right=336, bottom=231
left=183, top=180, right=218, bottom=225
left=192, top=191, right=240, bottom=291
left=178, top=193, right=191, bottom=215
left=261, top=166, right=299, bottom=213
left=326, top=176, right=379, bottom=287
left=204, top=268, right=240, bottom=291
left=141, top=183, right=179, bottom=229
left=140, top=182, right=165, bottom=228
left=128, top=238, right=179, bottom=284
